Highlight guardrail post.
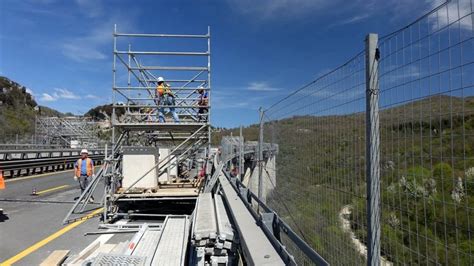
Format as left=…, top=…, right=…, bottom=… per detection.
left=365, top=33, right=380, bottom=266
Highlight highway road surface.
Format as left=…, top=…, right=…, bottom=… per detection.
left=0, top=169, right=105, bottom=265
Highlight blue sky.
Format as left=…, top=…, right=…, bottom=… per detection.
left=0, top=0, right=445, bottom=128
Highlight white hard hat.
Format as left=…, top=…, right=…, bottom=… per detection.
left=157, top=77, right=164, bottom=82
left=80, top=149, right=89, bottom=154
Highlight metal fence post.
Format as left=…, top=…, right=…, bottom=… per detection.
left=240, top=125, right=244, bottom=180
left=365, top=33, right=380, bottom=266
left=258, top=108, right=264, bottom=201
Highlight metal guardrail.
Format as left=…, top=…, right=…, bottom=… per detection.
left=0, top=148, right=106, bottom=161
left=207, top=144, right=324, bottom=265
left=0, top=144, right=66, bottom=150
left=0, top=149, right=108, bottom=178
left=222, top=170, right=329, bottom=265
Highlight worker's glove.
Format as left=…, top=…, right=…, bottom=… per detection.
left=92, top=174, right=96, bottom=179
left=73, top=176, right=78, bottom=181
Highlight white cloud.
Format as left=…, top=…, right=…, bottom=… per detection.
left=329, top=13, right=370, bottom=27
left=212, top=86, right=277, bottom=110
left=38, top=88, right=81, bottom=102
left=53, top=88, right=80, bottom=99
left=210, top=82, right=281, bottom=110
left=225, top=0, right=382, bottom=22
left=40, top=93, right=56, bottom=102
left=62, top=43, right=107, bottom=62
left=85, top=94, right=98, bottom=99
left=61, top=23, right=110, bottom=62
left=226, top=0, right=337, bottom=20
left=61, top=13, right=135, bottom=62
left=247, top=81, right=281, bottom=92
left=306, top=87, right=365, bottom=101
left=385, top=65, right=420, bottom=83
left=75, top=0, right=103, bottom=18
left=427, top=0, right=472, bottom=30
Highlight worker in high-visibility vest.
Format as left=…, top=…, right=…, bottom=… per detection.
left=74, top=149, right=95, bottom=202
left=196, top=86, right=209, bottom=122
left=155, top=76, right=180, bottom=123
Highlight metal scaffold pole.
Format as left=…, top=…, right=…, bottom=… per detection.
left=239, top=125, right=243, bottom=180
left=365, top=33, right=380, bottom=266
left=112, top=24, right=117, bottom=154
left=258, top=108, right=264, bottom=201
left=207, top=26, right=212, bottom=153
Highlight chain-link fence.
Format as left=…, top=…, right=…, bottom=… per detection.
left=259, top=0, right=474, bottom=265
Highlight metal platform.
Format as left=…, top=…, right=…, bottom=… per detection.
left=114, top=187, right=199, bottom=198
left=113, top=122, right=208, bottom=133
left=92, top=253, right=147, bottom=266
left=151, top=216, right=190, bottom=265
left=132, top=230, right=162, bottom=258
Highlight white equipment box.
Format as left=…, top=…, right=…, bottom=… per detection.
left=122, top=146, right=158, bottom=189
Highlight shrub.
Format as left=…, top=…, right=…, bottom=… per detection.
left=433, top=162, right=453, bottom=179
left=433, top=162, right=455, bottom=194
left=407, top=166, right=431, bottom=180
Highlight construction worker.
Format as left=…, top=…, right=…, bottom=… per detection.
left=155, top=77, right=180, bottom=123
left=74, top=149, right=95, bottom=202
left=196, top=86, right=208, bottom=122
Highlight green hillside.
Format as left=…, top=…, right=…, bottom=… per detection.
left=0, top=76, right=63, bottom=143
left=213, top=95, right=474, bottom=265
left=85, top=104, right=126, bottom=120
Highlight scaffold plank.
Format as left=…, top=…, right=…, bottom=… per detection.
left=193, top=193, right=217, bottom=241
left=152, top=216, right=189, bottom=265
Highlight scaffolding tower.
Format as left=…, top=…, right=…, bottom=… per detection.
left=76, top=25, right=212, bottom=221
left=112, top=24, right=210, bottom=148
left=35, top=116, right=101, bottom=148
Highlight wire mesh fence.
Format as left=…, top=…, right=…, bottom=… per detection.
left=377, top=0, right=474, bottom=264
left=263, top=51, right=368, bottom=265
left=0, top=133, right=35, bottom=145
left=258, top=0, right=474, bottom=265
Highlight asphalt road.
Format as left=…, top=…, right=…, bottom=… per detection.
left=0, top=169, right=105, bottom=265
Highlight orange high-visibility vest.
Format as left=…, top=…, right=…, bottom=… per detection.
left=156, top=84, right=171, bottom=97
left=156, top=85, right=164, bottom=96
left=75, top=158, right=93, bottom=177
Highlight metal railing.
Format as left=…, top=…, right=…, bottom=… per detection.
left=0, top=148, right=108, bottom=178
left=0, top=143, right=66, bottom=150
left=0, top=148, right=106, bottom=161
left=35, top=116, right=103, bottom=147
left=213, top=139, right=326, bottom=265
left=112, top=25, right=211, bottom=125
left=256, top=0, right=474, bottom=265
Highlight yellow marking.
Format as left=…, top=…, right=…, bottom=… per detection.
left=5, top=169, right=74, bottom=183
left=36, top=185, right=70, bottom=195
left=0, top=208, right=103, bottom=266
left=5, top=166, right=101, bottom=183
